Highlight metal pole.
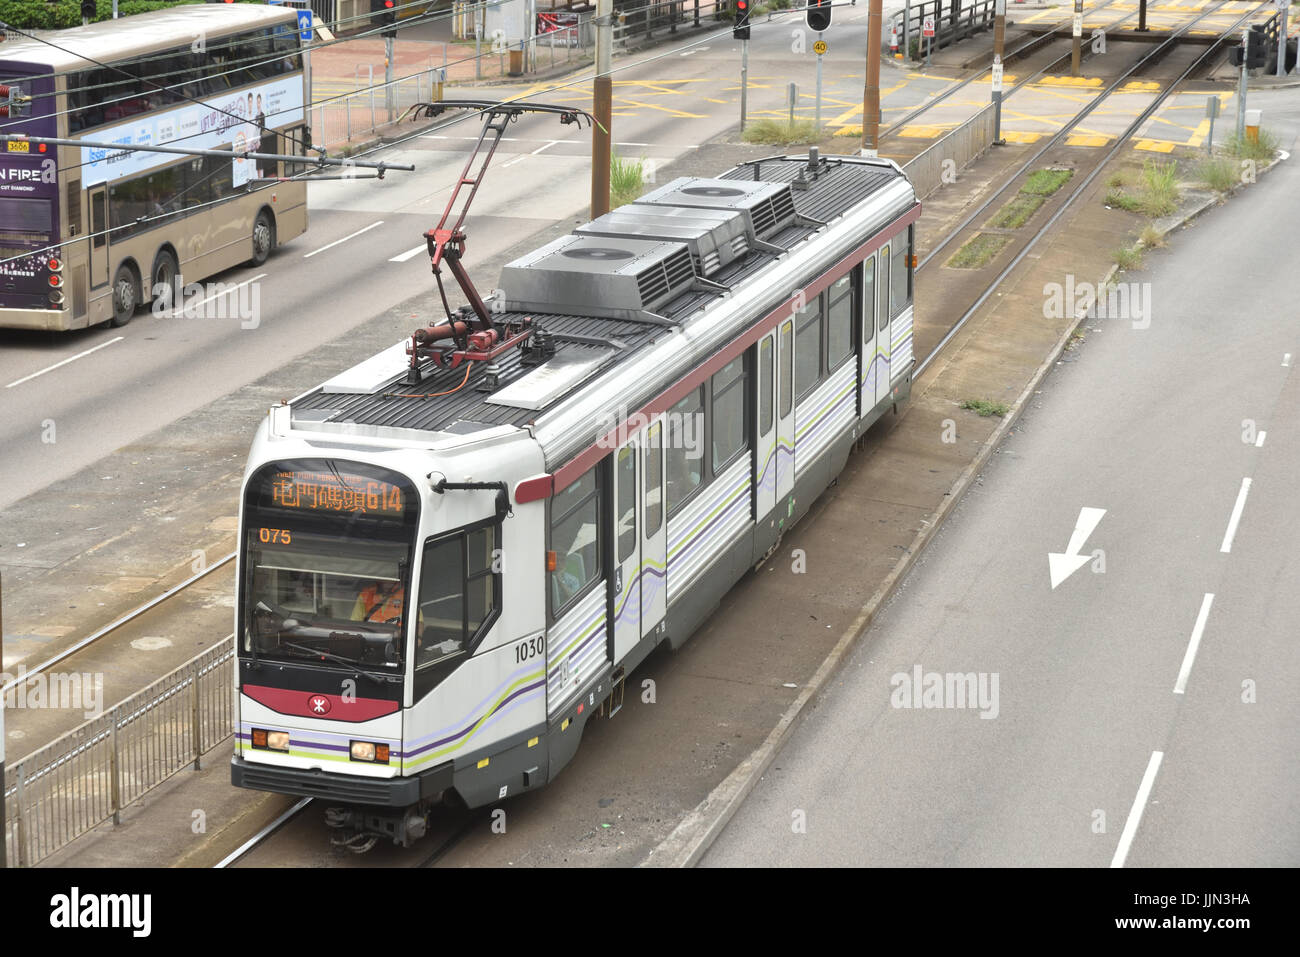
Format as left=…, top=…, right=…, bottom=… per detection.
left=788, top=81, right=797, bottom=125
left=1138, top=0, right=1147, bottom=33
left=862, top=0, right=882, bottom=156
left=815, top=33, right=824, bottom=134
left=1072, top=0, right=1083, bottom=77
left=1236, top=27, right=1248, bottom=141
left=112, top=0, right=118, bottom=18
left=385, top=36, right=395, bottom=124
left=993, top=0, right=1005, bottom=143
left=904, top=0, right=911, bottom=61
left=1278, top=0, right=1290, bottom=77
left=476, top=2, right=483, bottom=81
left=740, top=37, right=749, bottom=132
left=592, top=0, right=613, bottom=218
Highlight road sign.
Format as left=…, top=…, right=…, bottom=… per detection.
left=814, top=39, right=828, bottom=55
left=296, top=9, right=313, bottom=42
left=992, top=56, right=1004, bottom=91
left=923, top=16, right=935, bottom=38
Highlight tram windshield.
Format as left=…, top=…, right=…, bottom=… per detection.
left=240, top=460, right=418, bottom=672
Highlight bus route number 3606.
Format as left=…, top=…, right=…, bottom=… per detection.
left=515, top=636, right=543, bottom=663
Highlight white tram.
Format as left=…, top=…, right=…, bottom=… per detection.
left=231, top=151, right=920, bottom=846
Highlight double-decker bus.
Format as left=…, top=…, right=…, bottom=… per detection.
left=0, top=5, right=310, bottom=331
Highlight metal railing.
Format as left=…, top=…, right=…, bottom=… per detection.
left=891, top=0, right=999, bottom=60
left=2, top=638, right=236, bottom=868
left=313, top=65, right=452, bottom=150
left=901, top=100, right=997, bottom=198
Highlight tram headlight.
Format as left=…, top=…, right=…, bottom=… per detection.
left=252, top=728, right=290, bottom=752
left=350, top=740, right=390, bottom=764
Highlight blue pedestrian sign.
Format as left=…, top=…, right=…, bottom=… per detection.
left=297, top=10, right=313, bottom=42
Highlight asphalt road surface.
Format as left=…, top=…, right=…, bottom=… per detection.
left=702, top=96, right=1300, bottom=867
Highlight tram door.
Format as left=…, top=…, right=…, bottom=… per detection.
left=611, top=433, right=644, bottom=664
left=861, top=254, right=877, bottom=413
left=754, top=332, right=778, bottom=547
left=875, top=245, right=893, bottom=409
left=775, top=318, right=795, bottom=503
left=640, top=420, right=666, bottom=637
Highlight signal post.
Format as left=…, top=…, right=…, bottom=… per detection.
left=862, top=0, right=882, bottom=156
left=735, top=0, right=751, bottom=132
left=592, top=0, right=613, bottom=217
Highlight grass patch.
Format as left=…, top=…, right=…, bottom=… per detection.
left=741, top=118, right=817, bottom=146
left=1113, top=245, right=1144, bottom=271
left=1196, top=155, right=1239, bottom=193
left=988, top=193, right=1047, bottom=229
left=1021, top=167, right=1074, bottom=196
left=946, top=232, right=1013, bottom=269
left=1105, top=189, right=1141, bottom=212
left=1224, top=128, right=1279, bottom=162
left=1138, top=224, right=1166, bottom=248
left=961, top=398, right=1011, bottom=417
left=1136, top=158, right=1179, bottom=217
left=1105, top=170, right=1131, bottom=189
left=610, top=153, right=646, bottom=208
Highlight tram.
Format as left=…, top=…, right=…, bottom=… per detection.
left=231, top=145, right=919, bottom=847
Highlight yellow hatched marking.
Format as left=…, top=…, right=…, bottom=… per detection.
left=1186, top=118, right=1212, bottom=148
left=1134, top=138, right=1176, bottom=153
left=1001, top=130, right=1044, bottom=144
left=1123, top=81, right=1161, bottom=92
left=1066, top=132, right=1111, bottom=147
left=898, top=124, right=948, bottom=138
left=1039, top=75, right=1104, bottom=88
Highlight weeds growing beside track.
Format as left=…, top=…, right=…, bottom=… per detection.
left=1104, top=159, right=1179, bottom=217
left=741, top=118, right=817, bottom=146
left=961, top=399, right=1010, bottom=417
left=947, top=232, right=1013, bottom=269
left=1196, top=154, right=1239, bottom=193
left=611, top=153, right=646, bottom=208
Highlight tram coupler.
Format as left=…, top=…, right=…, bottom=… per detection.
left=325, top=803, right=429, bottom=849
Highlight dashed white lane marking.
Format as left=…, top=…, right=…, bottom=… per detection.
left=1284, top=353, right=1292, bottom=367
left=5, top=336, right=124, bottom=389
left=1111, top=751, right=1164, bottom=868
left=1173, top=593, right=1215, bottom=695
left=1255, top=430, right=1267, bottom=448
left=390, top=244, right=428, bottom=263
left=1219, top=477, right=1252, bottom=554
left=303, top=220, right=384, bottom=258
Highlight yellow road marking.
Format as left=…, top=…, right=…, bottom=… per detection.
left=613, top=96, right=706, bottom=118
left=1066, top=133, right=1111, bottom=147
left=1122, top=81, right=1161, bottom=92
left=1039, top=75, right=1104, bottom=88
left=1186, top=118, right=1211, bottom=148
left=1134, top=138, right=1176, bottom=153
left=898, top=124, right=949, bottom=138
left=1001, top=130, right=1044, bottom=144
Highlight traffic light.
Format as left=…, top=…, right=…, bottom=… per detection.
left=733, top=0, right=751, bottom=40
left=806, top=0, right=832, bottom=32
left=1246, top=25, right=1267, bottom=69
left=80, top=0, right=96, bottom=21
left=372, top=0, right=398, bottom=40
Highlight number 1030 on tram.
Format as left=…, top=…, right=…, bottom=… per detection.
left=231, top=151, right=920, bottom=847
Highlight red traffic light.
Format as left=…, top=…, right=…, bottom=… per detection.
left=736, top=0, right=747, bottom=7
left=384, top=0, right=394, bottom=6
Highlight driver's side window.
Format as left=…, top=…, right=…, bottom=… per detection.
left=415, top=523, right=501, bottom=671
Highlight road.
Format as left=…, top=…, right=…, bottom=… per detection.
left=701, top=93, right=1300, bottom=867
left=0, top=9, right=894, bottom=510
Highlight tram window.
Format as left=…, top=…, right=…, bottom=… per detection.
left=878, top=245, right=891, bottom=334
left=712, top=356, right=747, bottom=475
left=616, top=445, right=636, bottom=563
left=645, top=423, right=663, bottom=537
left=827, top=273, right=854, bottom=369
left=779, top=320, right=793, bottom=418
left=863, top=256, right=876, bottom=342
left=891, top=227, right=913, bottom=316
left=416, top=536, right=466, bottom=667
left=795, top=294, right=822, bottom=400
left=550, top=467, right=601, bottom=613
left=665, top=387, right=704, bottom=515
left=465, top=525, right=497, bottom=640
left=759, top=337, right=774, bottom=436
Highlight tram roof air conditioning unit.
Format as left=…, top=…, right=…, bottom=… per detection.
left=500, top=234, right=698, bottom=321
left=634, top=177, right=799, bottom=242
left=575, top=205, right=752, bottom=278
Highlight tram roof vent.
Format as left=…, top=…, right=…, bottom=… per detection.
left=575, top=205, right=751, bottom=278
left=500, top=234, right=698, bottom=321
left=634, top=177, right=798, bottom=242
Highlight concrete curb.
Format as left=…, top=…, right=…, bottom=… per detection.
left=641, top=142, right=1276, bottom=869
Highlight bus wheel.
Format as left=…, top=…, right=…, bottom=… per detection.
left=150, top=250, right=178, bottom=311
left=250, top=211, right=275, bottom=266
left=110, top=264, right=138, bottom=327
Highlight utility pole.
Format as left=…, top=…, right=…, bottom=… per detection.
left=993, top=0, right=1005, bottom=144
left=1236, top=25, right=1248, bottom=140
left=740, top=38, right=750, bottom=132
left=385, top=35, right=395, bottom=123
left=592, top=0, right=613, bottom=219
left=1277, top=0, right=1290, bottom=78
left=862, top=0, right=882, bottom=156
left=1072, top=0, right=1083, bottom=77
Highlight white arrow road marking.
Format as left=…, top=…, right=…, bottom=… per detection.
left=1048, top=506, right=1106, bottom=589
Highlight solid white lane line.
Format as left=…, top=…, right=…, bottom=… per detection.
left=389, top=243, right=428, bottom=263
left=1111, top=751, right=1164, bottom=868
left=1173, top=593, right=1215, bottom=695
left=303, top=220, right=384, bottom=258
left=1255, top=430, right=1267, bottom=448
left=5, top=336, right=124, bottom=389
left=1219, top=477, right=1252, bottom=553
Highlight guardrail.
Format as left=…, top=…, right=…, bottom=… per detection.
left=2, top=638, right=236, bottom=868
left=891, top=0, right=999, bottom=60
left=901, top=100, right=997, bottom=198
